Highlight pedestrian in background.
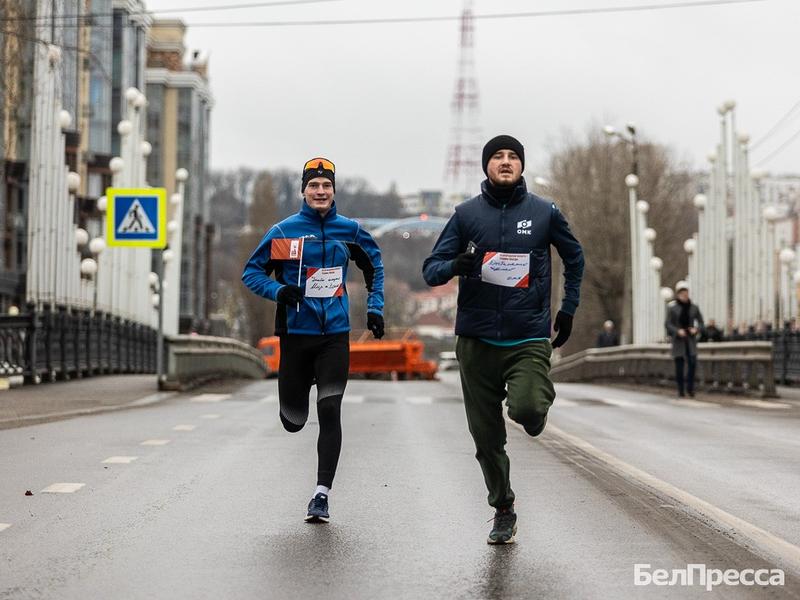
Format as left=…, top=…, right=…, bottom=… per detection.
left=423, top=135, right=584, bottom=545
left=596, top=320, right=620, bottom=348
left=665, top=281, right=704, bottom=398
left=242, top=157, right=385, bottom=523
left=700, top=318, right=722, bottom=342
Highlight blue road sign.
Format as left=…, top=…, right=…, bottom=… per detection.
left=106, top=188, right=167, bottom=248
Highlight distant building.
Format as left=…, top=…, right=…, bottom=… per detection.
left=146, top=19, right=214, bottom=333
left=0, top=1, right=36, bottom=308
left=400, top=189, right=458, bottom=217
left=408, top=280, right=458, bottom=338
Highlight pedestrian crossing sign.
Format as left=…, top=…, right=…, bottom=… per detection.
left=106, top=188, right=167, bottom=248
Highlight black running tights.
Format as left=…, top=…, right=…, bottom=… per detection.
left=278, top=333, right=349, bottom=488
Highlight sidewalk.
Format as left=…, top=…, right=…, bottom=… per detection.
left=0, top=375, right=168, bottom=430
left=0, top=375, right=257, bottom=430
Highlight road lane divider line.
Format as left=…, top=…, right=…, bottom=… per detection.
left=260, top=395, right=277, bottom=403
left=41, top=483, right=85, bottom=494
left=600, top=398, right=638, bottom=407
left=343, top=395, right=364, bottom=403
left=102, top=456, right=138, bottom=464
left=140, top=439, right=170, bottom=446
left=510, top=418, right=800, bottom=575
left=190, top=393, right=230, bottom=403
left=200, top=414, right=221, bottom=419
left=172, top=425, right=196, bottom=431
left=0, top=523, right=11, bottom=532
left=406, top=396, right=433, bottom=404
left=670, top=399, right=722, bottom=408
left=734, top=399, right=792, bottom=410
left=554, top=398, right=578, bottom=407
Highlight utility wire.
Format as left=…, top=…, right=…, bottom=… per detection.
left=183, top=0, right=770, bottom=27
left=754, top=125, right=800, bottom=167
left=751, top=99, right=800, bottom=151
left=0, top=0, right=344, bottom=22
left=3, top=0, right=768, bottom=28
left=0, top=28, right=113, bottom=83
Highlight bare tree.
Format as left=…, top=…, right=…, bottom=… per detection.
left=547, top=127, right=697, bottom=352
left=238, top=172, right=279, bottom=346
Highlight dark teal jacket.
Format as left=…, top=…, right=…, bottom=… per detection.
left=423, top=179, right=584, bottom=340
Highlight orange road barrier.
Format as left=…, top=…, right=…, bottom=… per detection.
left=257, top=330, right=438, bottom=380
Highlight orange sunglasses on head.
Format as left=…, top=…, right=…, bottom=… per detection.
left=303, top=157, right=335, bottom=173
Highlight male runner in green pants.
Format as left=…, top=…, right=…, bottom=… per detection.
left=423, top=135, right=584, bottom=544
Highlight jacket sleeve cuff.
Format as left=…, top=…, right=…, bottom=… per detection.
left=559, top=301, right=578, bottom=316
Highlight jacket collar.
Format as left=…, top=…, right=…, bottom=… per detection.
left=480, top=177, right=528, bottom=208
left=300, top=199, right=337, bottom=221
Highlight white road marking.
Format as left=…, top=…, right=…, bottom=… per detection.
left=516, top=420, right=800, bottom=574
left=0, top=523, right=11, bottom=532
left=102, top=456, right=138, bottom=464
left=200, top=414, right=221, bottom=419
left=554, top=398, right=578, bottom=407
left=260, top=395, right=278, bottom=403
left=140, top=439, right=170, bottom=446
left=734, top=399, right=792, bottom=410
left=191, top=393, right=230, bottom=403
left=600, top=398, right=637, bottom=407
left=406, top=396, right=433, bottom=404
left=173, top=424, right=196, bottom=431
left=670, top=399, right=721, bottom=409
left=42, top=483, right=85, bottom=494
left=343, top=395, right=364, bottom=403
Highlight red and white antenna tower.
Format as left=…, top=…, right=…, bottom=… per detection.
left=444, top=0, right=482, bottom=204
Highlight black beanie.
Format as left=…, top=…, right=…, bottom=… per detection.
left=481, top=135, right=525, bottom=175
left=301, top=157, right=335, bottom=193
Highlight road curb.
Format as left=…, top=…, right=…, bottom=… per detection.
left=0, top=391, right=177, bottom=430
left=510, top=416, right=800, bottom=577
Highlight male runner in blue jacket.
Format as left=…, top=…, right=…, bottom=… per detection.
left=423, top=136, right=584, bottom=544
left=242, top=157, right=385, bottom=523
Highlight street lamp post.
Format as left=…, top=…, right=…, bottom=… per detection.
left=779, top=247, right=796, bottom=327
left=684, top=237, right=697, bottom=292
left=88, top=237, right=106, bottom=312
left=605, top=123, right=640, bottom=344
left=75, top=227, right=89, bottom=306
left=763, top=205, right=780, bottom=328
left=604, top=122, right=639, bottom=175
left=626, top=174, right=641, bottom=343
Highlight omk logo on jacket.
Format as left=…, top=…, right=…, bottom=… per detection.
left=517, top=219, right=532, bottom=235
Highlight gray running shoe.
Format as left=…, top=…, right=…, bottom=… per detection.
left=487, top=506, right=517, bottom=544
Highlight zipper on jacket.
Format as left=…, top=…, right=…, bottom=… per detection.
left=320, top=217, right=327, bottom=334
left=497, top=204, right=505, bottom=338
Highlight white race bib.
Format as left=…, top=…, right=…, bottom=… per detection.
left=481, top=252, right=530, bottom=288
left=305, top=266, right=344, bottom=298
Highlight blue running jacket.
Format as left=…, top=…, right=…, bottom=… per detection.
left=242, top=201, right=384, bottom=336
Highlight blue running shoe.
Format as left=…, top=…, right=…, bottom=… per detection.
left=305, top=493, right=329, bottom=523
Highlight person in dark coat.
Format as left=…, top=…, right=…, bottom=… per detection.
left=665, top=281, right=705, bottom=397
left=596, top=320, right=620, bottom=348
left=700, top=318, right=722, bottom=342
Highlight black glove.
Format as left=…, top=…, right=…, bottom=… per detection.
left=451, top=252, right=479, bottom=276
left=552, top=311, right=573, bottom=348
left=276, top=284, right=304, bottom=305
left=367, top=312, right=385, bottom=339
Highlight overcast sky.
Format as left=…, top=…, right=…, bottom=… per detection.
left=144, top=0, right=800, bottom=194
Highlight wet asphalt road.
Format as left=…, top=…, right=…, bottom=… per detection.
left=1, top=374, right=800, bottom=599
